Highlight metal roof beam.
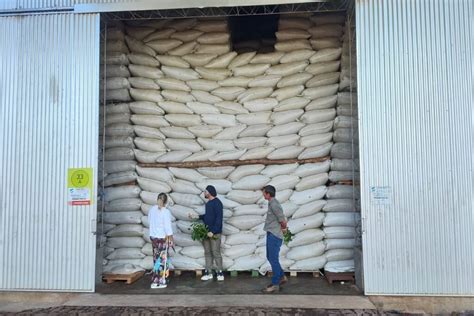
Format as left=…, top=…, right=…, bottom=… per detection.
left=100, top=1, right=349, bottom=21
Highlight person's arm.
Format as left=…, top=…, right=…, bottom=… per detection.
left=208, top=202, right=223, bottom=235
left=164, top=210, right=173, bottom=236
left=148, top=206, right=153, bottom=230
left=271, top=201, right=287, bottom=231
left=213, top=202, right=223, bottom=234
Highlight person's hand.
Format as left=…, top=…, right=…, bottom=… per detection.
left=282, top=227, right=288, bottom=234
left=188, top=212, right=198, bottom=220
left=207, top=231, right=214, bottom=238
left=167, top=237, right=174, bottom=248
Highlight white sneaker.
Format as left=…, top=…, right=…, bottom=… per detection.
left=150, top=283, right=159, bottom=289
left=201, top=274, right=213, bottom=281
left=217, top=273, right=224, bottom=281
left=157, top=283, right=167, bottom=289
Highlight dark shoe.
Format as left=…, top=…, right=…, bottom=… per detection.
left=279, top=275, right=288, bottom=285
left=262, top=284, right=280, bottom=293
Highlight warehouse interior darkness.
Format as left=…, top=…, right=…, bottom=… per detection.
left=97, top=2, right=360, bottom=295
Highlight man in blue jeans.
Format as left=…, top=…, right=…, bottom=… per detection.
left=261, top=185, right=288, bottom=293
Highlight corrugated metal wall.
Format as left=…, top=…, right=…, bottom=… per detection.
left=357, top=0, right=474, bottom=295
left=0, top=13, right=100, bottom=291
left=0, top=0, right=129, bottom=11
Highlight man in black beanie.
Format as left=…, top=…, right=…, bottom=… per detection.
left=191, top=185, right=224, bottom=281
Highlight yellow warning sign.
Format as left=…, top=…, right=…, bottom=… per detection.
left=68, top=168, right=93, bottom=206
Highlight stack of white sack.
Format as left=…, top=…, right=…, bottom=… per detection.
left=102, top=184, right=148, bottom=273
left=101, top=14, right=358, bottom=274
left=101, top=99, right=138, bottom=186
left=119, top=16, right=341, bottom=162
left=339, top=17, right=357, bottom=91
left=128, top=161, right=330, bottom=272
left=102, top=21, right=132, bottom=102
left=326, top=93, right=360, bottom=274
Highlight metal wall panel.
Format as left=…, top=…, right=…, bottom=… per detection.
left=0, top=0, right=130, bottom=11
left=0, top=13, right=100, bottom=291
left=0, top=0, right=321, bottom=12
left=357, top=0, right=474, bottom=295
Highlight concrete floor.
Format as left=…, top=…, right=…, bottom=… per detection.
left=2, top=273, right=472, bottom=314
left=0, top=293, right=376, bottom=313
left=96, top=271, right=361, bottom=296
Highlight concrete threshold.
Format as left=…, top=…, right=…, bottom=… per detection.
left=0, top=293, right=376, bottom=312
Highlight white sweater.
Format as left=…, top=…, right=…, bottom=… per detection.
left=148, top=206, right=173, bottom=239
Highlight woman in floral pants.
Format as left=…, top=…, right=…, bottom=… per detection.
left=148, top=193, right=174, bottom=289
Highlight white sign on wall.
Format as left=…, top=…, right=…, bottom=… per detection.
left=370, top=186, right=392, bottom=205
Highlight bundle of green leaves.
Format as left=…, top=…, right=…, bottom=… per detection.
left=191, top=222, right=211, bottom=242
left=283, top=229, right=295, bottom=245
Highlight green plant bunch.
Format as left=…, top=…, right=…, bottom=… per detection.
left=190, top=222, right=218, bottom=241
left=283, top=229, right=295, bottom=245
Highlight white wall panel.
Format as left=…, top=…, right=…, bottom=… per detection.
left=0, top=13, right=100, bottom=291
left=357, top=0, right=474, bottom=295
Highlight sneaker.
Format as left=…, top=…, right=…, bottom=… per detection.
left=157, top=283, right=167, bottom=289
left=150, top=283, right=159, bottom=289
left=279, top=275, right=288, bottom=285
left=217, top=273, right=224, bottom=282
left=262, top=284, right=279, bottom=293
left=201, top=274, right=213, bottom=281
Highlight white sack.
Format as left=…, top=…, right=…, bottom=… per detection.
left=198, top=166, right=235, bottom=179
left=267, top=146, right=304, bottom=160
left=107, top=237, right=145, bottom=248
left=287, top=213, right=325, bottom=234
left=104, top=185, right=140, bottom=202
left=325, top=249, right=354, bottom=262
left=239, top=124, right=272, bottom=137
left=287, top=228, right=324, bottom=247
left=323, top=212, right=359, bottom=227
left=228, top=164, right=265, bottom=182
left=233, top=175, right=270, bottom=190
left=170, top=193, right=204, bottom=207
left=106, top=224, right=144, bottom=238
left=226, top=216, right=264, bottom=230
left=289, top=256, right=327, bottom=271
left=291, top=200, right=326, bottom=219
left=323, top=226, right=356, bottom=239
left=286, top=242, right=325, bottom=260
left=298, top=142, right=333, bottom=159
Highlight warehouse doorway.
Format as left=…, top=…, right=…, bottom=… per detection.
left=96, top=2, right=360, bottom=294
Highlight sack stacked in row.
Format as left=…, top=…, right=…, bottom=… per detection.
left=100, top=14, right=360, bottom=274
left=101, top=184, right=147, bottom=273
left=117, top=15, right=344, bottom=162
left=128, top=162, right=332, bottom=272
left=102, top=21, right=132, bottom=103
left=339, top=17, right=357, bottom=92
left=325, top=90, right=359, bottom=273
left=100, top=101, right=138, bottom=189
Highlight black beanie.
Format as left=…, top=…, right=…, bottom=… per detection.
left=205, top=185, right=217, bottom=197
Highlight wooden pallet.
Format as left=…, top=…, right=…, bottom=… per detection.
left=324, top=271, right=355, bottom=284
left=173, top=270, right=203, bottom=278
left=289, top=271, right=321, bottom=278
left=230, top=270, right=260, bottom=278
left=102, top=271, right=144, bottom=284
left=266, top=271, right=320, bottom=278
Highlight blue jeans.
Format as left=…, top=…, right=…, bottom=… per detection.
left=266, top=232, right=284, bottom=285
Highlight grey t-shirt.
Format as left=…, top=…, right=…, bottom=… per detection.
left=263, top=198, right=287, bottom=239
